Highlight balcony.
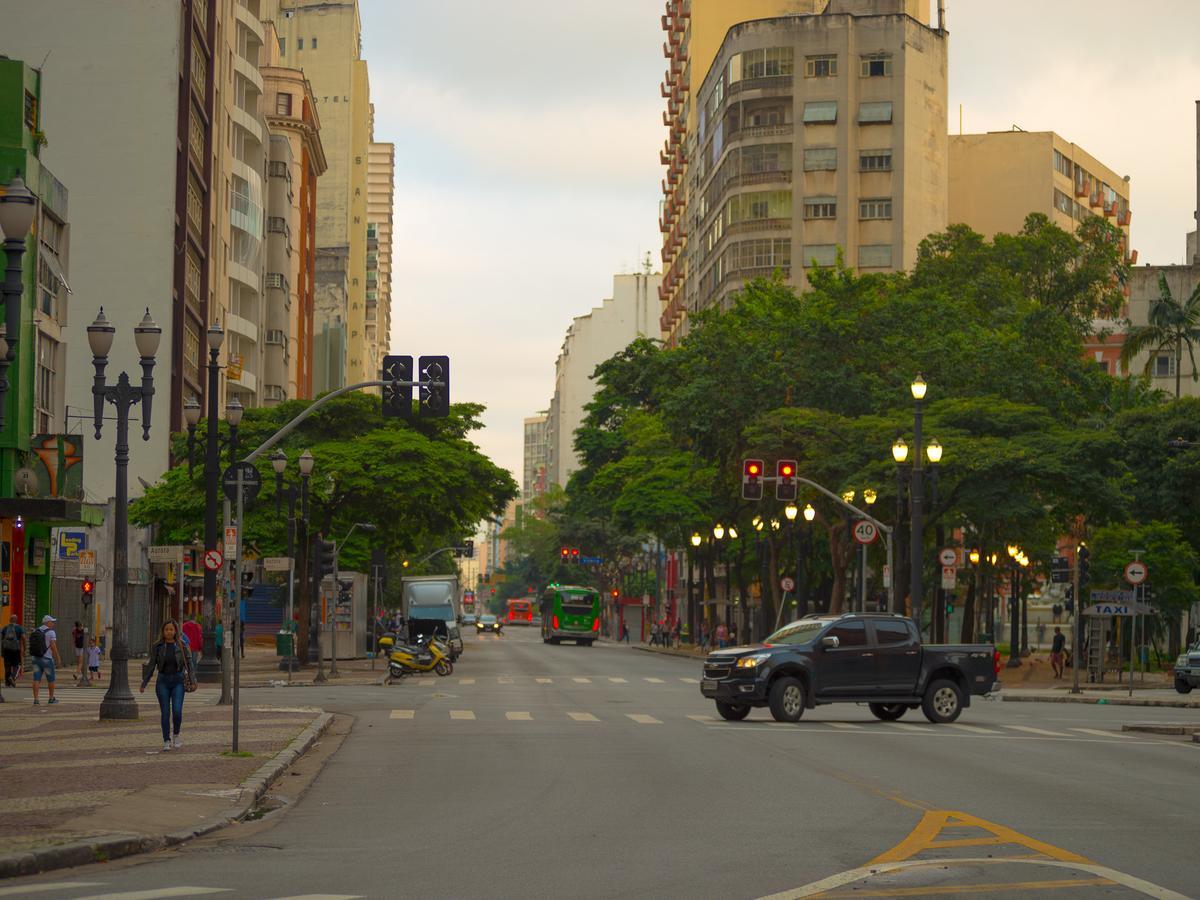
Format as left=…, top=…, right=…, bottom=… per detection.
left=233, top=1, right=265, bottom=46
left=231, top=104, right=264, bottom=146
left=230, top=189, right=263, bottom=238
left=1118, top=209, right=1131, bottom=227
left=227, top=312, right=258, bottom=343
left=728, top=76, right=792, bottom=97
left=1074, top=182, right=1089, bottom=198
left=233, top=53, right=263, bottom=97
left=727, top=123, right=793, bottom=143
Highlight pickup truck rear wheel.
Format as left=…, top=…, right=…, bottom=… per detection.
left=768, top=676, right=806, bottom=723
left=921, top=678, right=964, bottom=724
left=715, top=701, right=751, bottom=721
left=1175, top=678, right=1193, bottom=694
left=868, top=703, right=908, bottom=721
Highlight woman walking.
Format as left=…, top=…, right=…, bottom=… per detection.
left=140, top=620, right=195, bottom=751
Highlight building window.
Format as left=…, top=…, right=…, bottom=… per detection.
left=726, top=191, right=791, bottom=224
left=184, top=322, right=201, bottom=386
left=803, top=147, right=837, bottom=171
left=802, top=245, right=837, bottom=267
left=276, top=92, right=292, bottom=116
left=1154, top=354, right=1176, bottom=378
left=802, top=101, right=837, bottom=124
left=278, top=36, right=285, bottom=55
left=860, top=150, right=893, bottom=172
left=185, top=248, right=201, bottom=306
left=24, top=90, right=38, bottom=129
left=859, top=198, right=892, bottom=220
left=805, top=55, right=837, bottom=78
left=188, top=104, right=205, bottom=162
left=858, top=244, right=893, bottom=268
left=860, top=53, right=893, bottom=77
left=730, top=47, right=794, bottom=81
left=35, top=332, right=58, bottom=432
left=1053, top=189, right=1075, bottom=216
left=1096, top=360, right=1110, bottom=374
left=1053, top=149, right=1073, bottom=178
left=190, top=39, right=206, bottom=92
left=186, top=176, right=204, bottom=233
left=745, top=105, right=786, bottom=128
left=297, top=37, right=304, bottom=50
left=311, top=36, right=318, bottom=49
left=859, top=101, right=893, bottom=124
left=803, top=197, right=836, bottom=220
left=728, top=238, right=791, bottom=272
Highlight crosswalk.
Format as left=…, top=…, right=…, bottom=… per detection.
left=0, top=687, right=218, bottom=706
left=0, top=883, right=361, bottom=900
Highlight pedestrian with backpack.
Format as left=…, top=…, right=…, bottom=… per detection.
left=140, top=619, right=196, bottom=751
left=2, top=614, right=25, bottom=686
left=30, top=615, right=61, bottom=705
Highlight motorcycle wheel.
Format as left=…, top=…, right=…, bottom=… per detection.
left=388, top=664, right=406, bottom=679
left=435, top=660, right=453, bottom=676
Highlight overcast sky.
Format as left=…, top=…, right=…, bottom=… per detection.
left=361, top=0, right=1200, bottom=484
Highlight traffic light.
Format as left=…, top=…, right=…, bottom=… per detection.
left=81, top=579, right=95, bottom=606
left=1077, top=545, right=1090, bottom=585
left=611, top=589, right=619, bottom=599
left=742, top=458, right=764, bottom=501
left=571, top=548, right=580, bottom=562
left=776, top=459, right=798, bottom=501
left=418, top=355, right=450, bottom=418
left=463, top=539, right=474, bottom=559
left=315, top=538, right=336, bottom=578
left=560, top=547, right=569, bottom=561
left=381, top=355, right=414, bottom=418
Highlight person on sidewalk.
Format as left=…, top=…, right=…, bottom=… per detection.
left=1050, top=627, right=1066, bottom=679
left=2, top=614, right=24, bottom=686
left=140, top=619, right=196, bottom=751
left=715, top=622, right=728, bottom=649
left=180, top=617, right=203, bottom=669
left=700, top=621, right=710, bottom=653
left=620, top=620, right=630, bottom=643
left=649, top=621, right=660, bottom=647
left=30, top=615, right=61, bottom=705
left=672, top=619, right=681, bottom=649
left=87, top=637, right=102, bottom=683
left=71, top=621, right=85, bottom=680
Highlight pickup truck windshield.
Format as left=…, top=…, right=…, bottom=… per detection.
left=765, top=621, right=826, bottom=645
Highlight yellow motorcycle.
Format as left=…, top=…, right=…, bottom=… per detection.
left=380, top=633, right=454, bottom=680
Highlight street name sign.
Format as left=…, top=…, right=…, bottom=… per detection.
left=1123, top=561, right=1148, bottom=585
left=222, top=461, right=262, bottom=503
left=77, top=549, right=96, bottom=577
left=1089, top=589, right=1135, bottom=604
left=148, top=545, right=184, bottom=565
left=853, top=521, right=879, bottom=545
left=938, top=548, right=958, bottom=567
left=263, top=556, right=292, bottom=572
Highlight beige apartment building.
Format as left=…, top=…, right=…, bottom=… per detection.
left=274, top=0, right=372, bottom=394
left=661, top=0, right=947, bottom=342
left=522, top=413, right=550, bottom=501
left=366, top=140, right=395, bottom=380
left=949, top=129, right=1131, bottom=244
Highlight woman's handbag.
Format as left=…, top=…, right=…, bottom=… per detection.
left=179, top=644, right=198, bottom=693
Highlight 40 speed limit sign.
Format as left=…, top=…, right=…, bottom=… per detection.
left=852, top=520, right=879, bottom=545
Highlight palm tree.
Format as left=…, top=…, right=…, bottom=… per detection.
left=1119, top=272, right=1200, bottom=398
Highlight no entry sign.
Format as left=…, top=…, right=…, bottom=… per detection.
left=204, top=549, right=224, bottom=572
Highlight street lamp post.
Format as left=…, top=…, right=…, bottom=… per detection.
left=1005, top=545, right=1028, bottom=668
left=689, top=532, right=701, bottom=645
left=861, top=489, right=878, bottom=612
left=0, top=174, right=36, bottom=429
left=270, top=449, right=313, bottom=672
left=88, top=308, right=162, bottom=721
left=909, top=376, right=927, bottom=634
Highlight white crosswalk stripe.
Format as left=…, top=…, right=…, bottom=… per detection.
left=572, top=677, right=591, bottom=683
left=608, top=677, right=628, bottom=683
left=687, top=714, right=717, bottom=723
left=505, top=711, right=532, bottom=721
left=268, top=895, right=364, bottom=899
left=885, top=721, right=928, bottom=732
left=568, top=712, right=599, bottom=722
left=1072, top=727, right=1135, bottom=738
left=535, top=677, right=553, bottom=684
left=679, top=677, right=699, bottom=684
left=449, top=710, right=475, bottom=720
left=947, top=722, right=1000, bottom=734
left=0, top=884, right=103, bottom=897
left=389, top=709, right=414, bottom=719
left=72, top=888, right=233, bottom=900
left=825, top=721, right=862, bottom=730
left=458, top=678, right=475, bottom=685
left=1005, top=724, right=1068, bottom=736
left=644, top=677, right=666, bottom=683
left=627, top=714, right=662, bottom=724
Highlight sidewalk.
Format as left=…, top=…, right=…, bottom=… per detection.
left=0, top=685, right=331, bottom=878
left=234, top=641, right=386, bottom=687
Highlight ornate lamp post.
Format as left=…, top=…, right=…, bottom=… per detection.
left=689, top=531, right=702, bottom=644
left=87, top=308, right=161, bottom=721
left=0, top=174, right=37, bottom=428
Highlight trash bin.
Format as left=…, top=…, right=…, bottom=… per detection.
left=275, top=631, right=293, bottom=657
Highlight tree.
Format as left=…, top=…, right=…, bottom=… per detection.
left=1119, top=272, right=1200, bottom=398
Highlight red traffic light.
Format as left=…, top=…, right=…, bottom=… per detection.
left=571, top=548, right=580, bottom=558
left=742, top=458, right=765, bottom=501
left=560, top=547, right=569, bottom=559
left=779, top=462, right=795, bottom=477
left=81, top=579, right=95, bottom=595
left=611, top=589, right=619, bottom=598
left=776, top=458, right=799, bottom=501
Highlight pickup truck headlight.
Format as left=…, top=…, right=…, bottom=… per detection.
left=736, top=654, right=771, bottom=668
left=1177, top=655, right=1188, bottom=667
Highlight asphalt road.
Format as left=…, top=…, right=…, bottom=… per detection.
left=9, top=626, right=1198, bottom=899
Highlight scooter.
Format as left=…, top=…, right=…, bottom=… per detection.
left=380, top=633, right=453, bottom=680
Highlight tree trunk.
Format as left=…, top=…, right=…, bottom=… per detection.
left=960, top=574, right=976, bottom=643
left=1177, top=338, right=1183, bottom=399
left=827, top=523, right=854, bottom=615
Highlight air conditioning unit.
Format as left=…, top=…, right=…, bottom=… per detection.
left=265, top=385, right=287, bottom=402
left=265, top=329, right=286, bottom=345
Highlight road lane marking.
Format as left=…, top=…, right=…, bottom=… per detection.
left=687, top=714, right=717, bottom=723
left=568, top=712, right=599, bottom=722
left=536, top=677, right=553, bottom=684
left=826, top=722, right=862, bottom=730
left=946, top=723, right=1000, bottom=734
left=870, top=809, right=1089, bottom=865
left=815, top=876, right=1115, bottom=896
left=269, top=896, right=364, bottom=900
left=497, top=677, right=513, bottom=684
left=388, top=710, right=414, bottom=720
left=449, top=710, right=475, bottom=721
left=1004, top=724, right=1067, bottom=736
left=644, top=677, right=666, bottom=683
left=885, top=722, right=928, bottom=732
left=608, top=677, right=628, bottom=683
left=680, top=677, right=699, bottom=683
left=627, top=714, right=662, bottom=724
left=458, top=678, right=475, bottom=685
left=572, top=677, right=591, bottom=683
left=505, top=711, right=532, bottom=721
left=0, top=886, right=103, bottom=897
left=72, top=890, right=233, bottom=900
left=1071, top=727, right=1135, bottom=738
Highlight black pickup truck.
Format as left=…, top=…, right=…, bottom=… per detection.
left=700, top=613, right=999, bottom=724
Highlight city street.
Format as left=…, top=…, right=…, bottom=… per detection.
left=6, top=626, right=1198, bottom=899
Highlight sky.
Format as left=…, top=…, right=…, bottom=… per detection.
left=361, top=0, right=1200, bottom=484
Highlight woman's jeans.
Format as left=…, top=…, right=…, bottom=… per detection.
left=155, top=673, right=186, bottom=741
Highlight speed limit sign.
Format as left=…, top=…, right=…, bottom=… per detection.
left=780, top=576, right=796, bottom=592
left=853, top=520, right=879, bottom=545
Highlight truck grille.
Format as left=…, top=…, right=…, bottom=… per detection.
left=704, top=665, right=731, bottom=679
left=1188, top=656, right=1200, bottom=667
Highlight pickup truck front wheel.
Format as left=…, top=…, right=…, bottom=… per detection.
left=768, top=676, right=806, bottom=723
left=868, top=703, right=908, bottom=721
left=715, top=701, right=751, bottom=721
left=922, top=679, right=964, bottom=724
left=1175, top=678, right=1194, bottom=694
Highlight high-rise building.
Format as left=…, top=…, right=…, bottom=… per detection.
left=366, top=139, right=394, bottom=380
left=545, top=273, right=662, bottom=488
left=660, top=0, right=947, bottom=343
left=7, top=0, right=223, bottom=501
left=949, top=130, right=1132, bottom=244
left=274, top=0, right=372, bottom=394
left=262, top=14, right=327, bottom=403
left=522, top=413, right=549, bottom=501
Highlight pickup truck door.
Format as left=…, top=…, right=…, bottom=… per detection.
left=818, top=620, right=876, bottom=697
left=871, top=619, right=922, bottom=694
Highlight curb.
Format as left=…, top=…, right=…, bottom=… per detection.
left=631, top=645, right=704, bottom=661
left=1121, top=723, right=1200, bottom=736
left=1001, top=694, right=1200, bottom=709
left=0, top=711, right=333, bottom=880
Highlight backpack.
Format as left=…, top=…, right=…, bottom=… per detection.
left=29, top=627, right=48, bottom=658
left=1, top=626, right=19, bottom=653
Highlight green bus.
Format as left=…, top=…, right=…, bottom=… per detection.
left=540, top=585, right=600, bottom=646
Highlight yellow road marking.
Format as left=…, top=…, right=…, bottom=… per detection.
left=870, top=810, right=1089, bottom=865
left=388, top=710, right=414, bottom=720
left=645, top=677, right=666, bottom=683
left=449, top=710, right=475, bottom=721
left=815, top=876, right=1114, bottom=897
left=505, top=711, right=532, bottom=721
left=568, top=712, right=599, bottom=722
left=572, top=677, right=591, bottom=684
left=458, top=678, right=475, bottom=685
left=536, top=677, right=552, bottom=684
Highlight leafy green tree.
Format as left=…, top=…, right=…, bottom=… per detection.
left=1119, top=272, right=1200, bottom=398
